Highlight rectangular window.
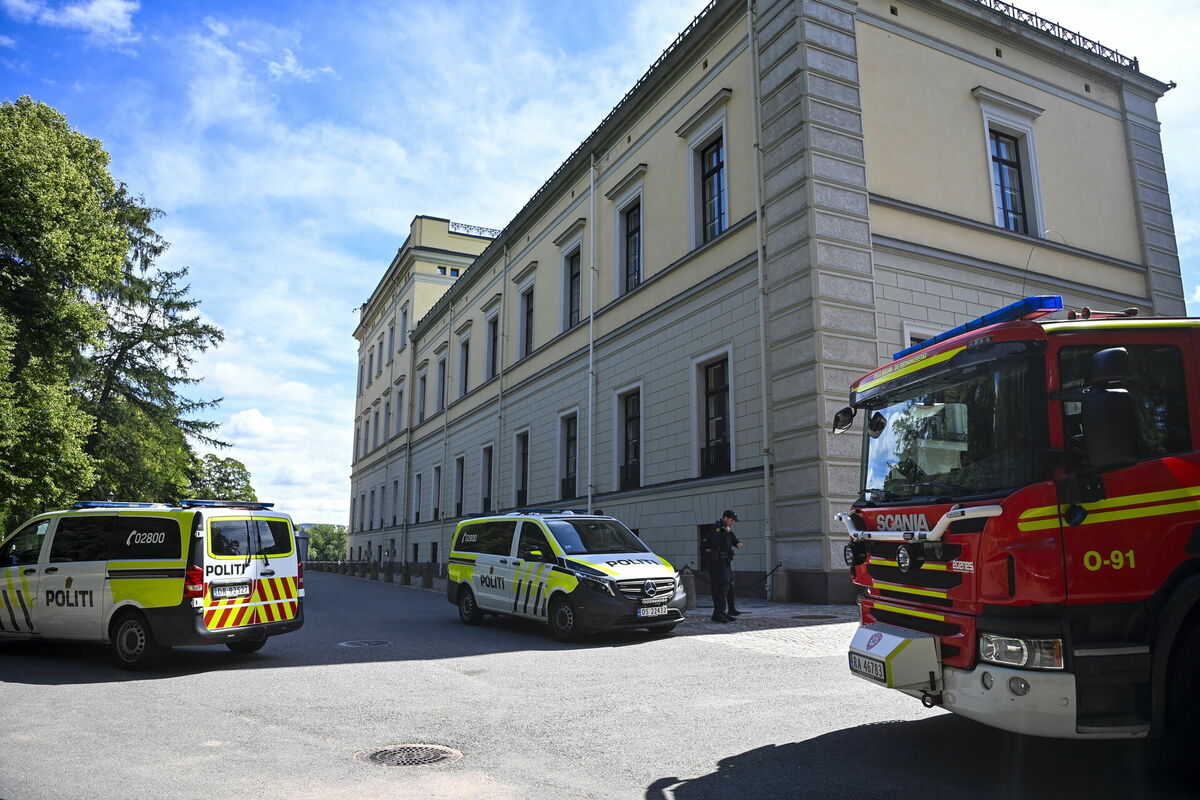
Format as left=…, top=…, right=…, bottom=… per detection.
left=520, top=287, right=535, bottom=358
left=363, top=418, right=370, bottom=454
left=990, top=130, right=1028, bottom=234
left=623, top=201, right=641, bottom=294
left=620, top=391, right=641, bottom=490
left=379, top=483, right=387, bottom=527
left=432, top=466, right=441, bottom=521
left=436, top=358, right=446, bottom=411
left=481, top=446, right=493, bottom=513
left=412, top=542, right=419, bottom=563
left=377, top=336, right=385, bottom=373
left=515, top=431, right=529, bottom=507
left=392, top=479, right=399, bottom=525
left=565, top=249, right=582, bottom=330
left=702, top=359, right=731, bottom=476
left=486, top=316, right=499, bottom=380
left=413, top=474, right=422, bottom=524
left=387, top=325, right=395, bottom=357
left=49, top=516, right=112, bottom=563
left=357, top=362, right=364, bottom=395
left=455, top=521, right=516, bottom=556
left=350, top=498, right=356, bottom=533
left=360, top=493, right=366, bottom=531
left=367, top=347, right=374, bottom=384
left=454, top=456, right=465, bottom=517
left=700, top=136, right=727, bottom=243
left=1060, top=345, right=1192, bottom=468
left=400, top=308, right=408, bottom=349
left=397, top=389, right=404, bottom=430
left=431, top=541, right=438, bottom=563
left=561, top=414, right=578, bottom=500
left=373, top=410, right=380, bottom=448
left=368, top=489, right=376, bottom=530
left=459, top=339, right=470, bottom=398
left=353, top=425, right=360, bottom=462
left=418, top=374, right=427, bottom=423
left=383, top=401, right=391, bottom=441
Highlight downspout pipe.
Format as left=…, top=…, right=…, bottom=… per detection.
left=587, top=152, right=597, bottom=514
left=747, top=0, right=778, bottom=600
left=498, top=245, right=508, bottom=508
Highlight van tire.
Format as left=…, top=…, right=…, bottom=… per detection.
left=226, top=635, right=268, bottom=654
left=549, top=596, right=583, bottom=642
left=458, top=586, right=483, bottom=625
left=109, top=610, right=165, bottom=670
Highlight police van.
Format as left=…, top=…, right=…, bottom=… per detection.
left=447, top=510, right=685, bottom=641
left=0, top=500, right=304, bottom=669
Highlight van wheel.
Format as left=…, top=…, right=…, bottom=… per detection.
left=458, top=586, right=483, bottom=625
left=226, top=635, right=267, bottom=654
left=549, top=596, right=582, bottom=642
left=1167, top=621, right=1200, bottom=752
left=109, top=610, right=166, bottom=670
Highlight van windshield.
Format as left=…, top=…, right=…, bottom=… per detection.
left=545, top=519, right=650, bottom=555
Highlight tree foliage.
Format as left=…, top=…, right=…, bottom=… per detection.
left=189, top=455, right=257, bottom=502
left=0, top=96, right=245, bottom=526
left=305, top=524, right=348, bottom=561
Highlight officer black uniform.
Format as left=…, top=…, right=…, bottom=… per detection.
left=704, top=509, right=741, bottom=622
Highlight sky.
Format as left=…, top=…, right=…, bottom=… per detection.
left=1, top=0, right=1197, bottom=525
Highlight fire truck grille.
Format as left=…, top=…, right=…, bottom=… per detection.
left=877, top=588, right=954, bottom=607
left=873, top=607, right=960, bottom=637
left=866, top=564, right=962, bottom=590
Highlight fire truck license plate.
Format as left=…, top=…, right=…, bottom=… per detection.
left=636, top=606, right=669, bottom=618
left=212, top=582, right=250, bottom=599
left=849, top=652, right=886, bottom=683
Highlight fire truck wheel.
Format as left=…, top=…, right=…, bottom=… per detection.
left=1168, top=620, right=1200, bottom=746
left=109, top=610, right=166, bottom=671
left=458, top=586, right=483, bottom=625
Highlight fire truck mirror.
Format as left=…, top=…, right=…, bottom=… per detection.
left=832, top=406, right=856, bottom=434
left=867, top=411, right=887, bottom=438
left=1081, top=388, right=1137, bottom=472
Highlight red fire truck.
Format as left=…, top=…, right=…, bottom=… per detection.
left=833, top=296, right=1199, bottom=744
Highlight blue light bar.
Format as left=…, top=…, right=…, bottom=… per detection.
left=892, top=295, right=1063, bottom=360
left=179, top=499, right=275, bottom=509
left=71, top=501, right=171, bottom=509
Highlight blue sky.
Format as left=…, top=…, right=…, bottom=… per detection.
left=1, top=0, right=1196, bottom=524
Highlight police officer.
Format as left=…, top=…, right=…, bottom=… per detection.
left=704, top=509, right=743, bottom=623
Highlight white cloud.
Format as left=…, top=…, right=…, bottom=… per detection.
left=1, top=0, right=140, bottom=45
left=266, top=48, right=332, bottom=82
left=0, top=33, right=16, bottom=47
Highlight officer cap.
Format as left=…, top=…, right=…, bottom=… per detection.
left=722, top=509, right=738, bottom=521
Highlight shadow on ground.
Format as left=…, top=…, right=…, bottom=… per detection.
left=645, top=715, right=1194, bottom=800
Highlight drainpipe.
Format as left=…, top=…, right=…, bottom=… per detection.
left=401, top=290, right=417, bottom=571
left=747, top=0, right=777, bottom=599
left=497, top=245, right=509, bottom=509
left=439, top=296, right=454, bottom=566
left=587, top=152, right=598, bottom=514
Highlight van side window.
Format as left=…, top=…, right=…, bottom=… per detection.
left=457, top=522, right=516, bottom=556
left=49, top=516, right=113, bottom=563
left=110, top=517, right=182, bottom=560
left=518, top=525, right=552, bottom=560
left=1059, top=344, right=1191, bottom=468
left=2, top=520, right=50, bottom=566
left=253, top=520, right=293, bottom=556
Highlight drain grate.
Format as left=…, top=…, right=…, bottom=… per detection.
left=338, top=639, right=390, bottom=647
left=355, top=744, right=463, bottom=767
left=792, top=614, right=837, bottom=620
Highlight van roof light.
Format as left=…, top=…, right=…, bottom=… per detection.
left=71, top=501, right=172, bottom=509
left=179, top=499, right=276, bottom=509
left=892, top=295, right=1063, bottom=361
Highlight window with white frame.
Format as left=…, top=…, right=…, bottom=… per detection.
left=392, top=479, right=399, bottom=525
left=459, top=337, right=470, bottom=398
left=417, top=373, right=427, bottom=423
left=485, top=314, right=499, bottom=380
left=396, top=388, right=404, bottom=430
left=559, top=412, right=578, bottom=500
left=436, top=357, right=446, bottom=412
left=377, top=335, right=385, bottom=374
left=620, top=199, right=642, bottom=294
left=387, top=324, right=395, bottom=359
left=481, top=445, right=493, bottom=513
left=519, top=284, right=535, bottom=359
left=372, top=410, right=380, bottom=448
left=972, top=86, right=1043, bottom=237
left=367, top=347, right=375, bottom=384
left=357, top=362, right=364, bottom=395
left=413, top=473, right=422, bottom=524
left=563, top=247, right=582, bottom=331
left=902, top=321, right=941, bottom=350
left=400, top=307, right=409, bottom=350
left=432, top=466, right=441, bottom=521
left=699, top=135, right=727, bottom=243
left=513, top=430, right=530, bottom=507
left=454, top=455, right=465, bottom=517
left=694, top=351, right=733, bottom=478
left=353, top=425, right=360, bottom=462
left=617, top=387, right=642, bottom=491
left=383, top=400, right=391, bottom=440
left=379, top=483, right=386, bottom=527
left=363, top=418, right=371, bottom=454
left=368, top=489, right=375, bottom=531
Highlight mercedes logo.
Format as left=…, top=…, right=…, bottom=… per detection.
left=644, top=580, right=657, bottom=597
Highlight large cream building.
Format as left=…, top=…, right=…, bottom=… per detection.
left=348, top=0, right=1181, bottom=602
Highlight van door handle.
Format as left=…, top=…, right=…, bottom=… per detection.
left=44, top=567, right=58, bottom=574
left=498, top=559, right=508, bottom=565
left=23, top=568, right=35, bottom=575
left=260, top=569, right=275, bottom=576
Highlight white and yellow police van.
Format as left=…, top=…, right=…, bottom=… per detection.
left=0, top=499, right=304, bottom=669
left=447, top=510, right=685, bottom=641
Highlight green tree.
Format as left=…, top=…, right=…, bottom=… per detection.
left=189, top=454, right=257, bottom=501
left=305, top=524, right=348, bottom=561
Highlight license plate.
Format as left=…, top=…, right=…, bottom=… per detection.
left=636, top=606, right=670, bottom=618
left=849, top=652, right=887, bottom=683
left=212, top=581, right=250, bottom=599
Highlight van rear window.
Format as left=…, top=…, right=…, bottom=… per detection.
left=110, top=517, right=182, bottom=560
left=209, top=519, right=292, bottom=557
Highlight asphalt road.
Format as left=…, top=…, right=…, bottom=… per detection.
left=0, top=571, right=1192, bottom=799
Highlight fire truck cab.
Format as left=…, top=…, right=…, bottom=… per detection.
left=833, top=296, right=1200, bottom=743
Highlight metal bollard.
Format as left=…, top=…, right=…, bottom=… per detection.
left=369, top=562, right=379, bottom=581
left=384, top=562, right=394, bottom=583
left=681, top=568, right=697, bottom=611
left=421, top=562, right=434, bottom=589
left=401, top=563, right=412, bottom=585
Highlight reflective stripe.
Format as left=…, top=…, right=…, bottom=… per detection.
left=873, top=581, right=948, bottom=599
left=869, top=557, right=948, bottom=572
left=855, top=346, right=967, bottom=393
left=1043, top=319, right=1200, bottom=333
left=874, top=601, right=946, bottom=622
left=1017, top=484, right=1200, bottom=532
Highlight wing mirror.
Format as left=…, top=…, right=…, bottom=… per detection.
left=832, top=406, right=856, bottom=434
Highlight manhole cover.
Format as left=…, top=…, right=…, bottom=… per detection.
left=792, top=614, right=837, bottom=620
left=355, top=744, right=463, bottom=767
left=338, top=639, right=390, bottom=647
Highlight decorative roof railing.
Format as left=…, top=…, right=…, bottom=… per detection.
left=449, top=221, right=502, bottom=238
left=969, top=0, right=1138, bottom=72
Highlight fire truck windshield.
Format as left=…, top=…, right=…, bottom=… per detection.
left=860, top=357, right=1039, bottom=504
